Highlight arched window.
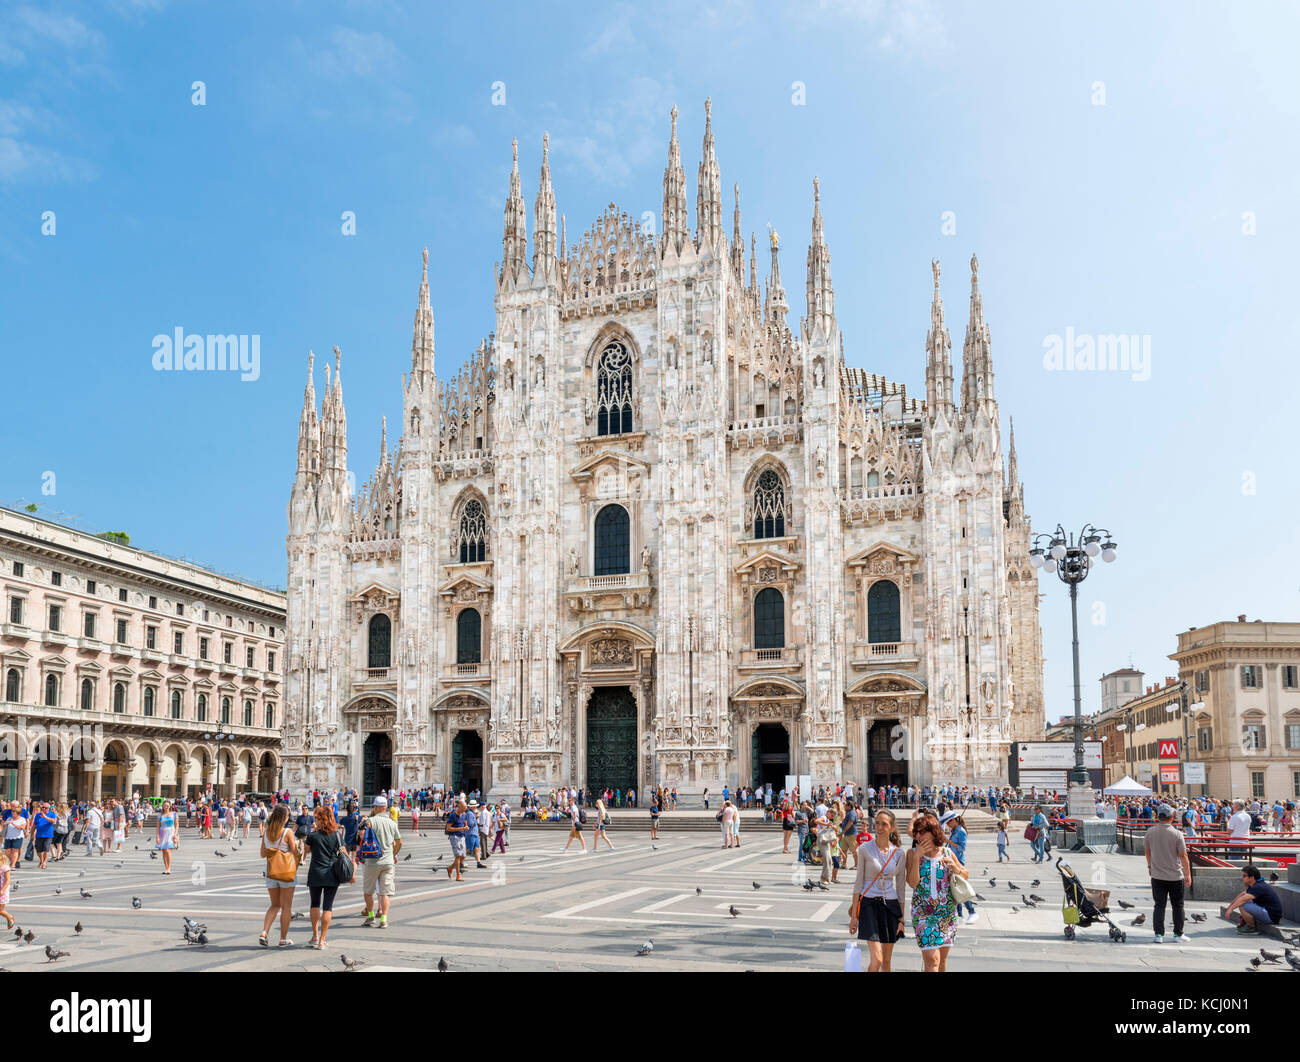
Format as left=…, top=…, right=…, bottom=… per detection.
left=265, top=704, right=275, bottom=730
left=593, top=504, right=630, bottom=576
left=171, top=689, right=182, bottom=719
left=197, top=693, right=207, bottom=722
left=44, top=674, right=59, bottom=707
left=752, top=469, right=786, bottom=539
left=754, top=588, right=785, bottom=650
left=368, top=614, right=391, bottom=668
left=113, top=682, right=125, bottom=713
left=220, top=697, right=231, bottom=724
left=4, top=668, right=18, bottom=703
left=80, top=678, right=94, bottom=711
left=595, top=340, right=633, bottom=436
left=243, top=700, right=253, bottom=726
left=143, top=686, right=155, bottom=716
left=866, top=470, right=880, bottom=489
left=457, top=499, right=487, bottom=564
left=867, top=580, right=902, bottom=643
left=457, top=608, right=482, bottom=664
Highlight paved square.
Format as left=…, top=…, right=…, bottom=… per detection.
left=0, top=820, right=1287, bottom=973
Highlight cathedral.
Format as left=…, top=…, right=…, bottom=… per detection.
left=283, top=101, right=1045, bottom=801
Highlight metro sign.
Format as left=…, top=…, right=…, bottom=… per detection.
left=1157, top=739, right=1180, bottom=760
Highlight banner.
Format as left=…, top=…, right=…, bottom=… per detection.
left=1015, top=741, right=1103, bottom=770
left=1160, top=764, right=1181, bottom=784
left=1184, top=762, right=1206, bottom=784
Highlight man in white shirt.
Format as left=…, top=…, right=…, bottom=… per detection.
left=84, top=803, right=102, bottom=856
left=1227, top=800, right=1252, bottom=841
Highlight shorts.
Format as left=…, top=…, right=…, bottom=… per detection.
left=857, top=897, right=903, bottom=944
left=839, top=833, right=856, bottom=853
left=449, top=836, right=466, bottom=858
left=2, top=840, right=21, bottom=850
left=266, top=877, right=296, bottom=890
left=569, top=826, right=583, bottom=838
left=782, top=822, right=794, bottom=831
left=363, top=863, right=396, bottom=897
left=1242, top=901, right=1274, bottom=925
left=34, top=837, right=51, bottom=853
left=309, top=884, right=339, bottom=912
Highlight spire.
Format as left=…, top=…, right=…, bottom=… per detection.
left=731, top=183, right=744, bottom=277
left=499, top=138, right=528, bottom=288
left=661, top=105, right=689, bottom=259
left=925, top=259, right=955, bottom=420
left=961, top=253, right=996, bottom=410
left=411, top=247, right=435, bottom=382
left=532, top=132, right=557, bottom=280
left=695, top=98, right=722, bottom=251
left=748, top=232, right=759, bottom=300
left=560, top=213, right=568, bottom=265
left=1006, top=416, right=1018, bottom=488
left=380, top=415, right=389, bottom=471
left=296, top=350, right=319, bottom=476
left=805, top=177, right=835, bottom=340
left=764, top=227, right=787, bottom=323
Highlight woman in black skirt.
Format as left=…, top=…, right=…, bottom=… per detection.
left=848, top=809, right=908, bottom=971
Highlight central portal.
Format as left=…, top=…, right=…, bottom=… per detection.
left=751, top=723, right=790, bottom=789
left=362, top=732, right=392, bottom=801
left=585, top=685, right=636, bottom=793
left=451, top=730, right=483, bottom=795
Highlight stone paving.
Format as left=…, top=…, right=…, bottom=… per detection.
left=0, top=823, right=1288, bottom=973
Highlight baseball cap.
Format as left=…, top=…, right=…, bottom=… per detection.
left=1157, top=804, right=1174, bottom=819
left=373, top=795, right=388, bottom=808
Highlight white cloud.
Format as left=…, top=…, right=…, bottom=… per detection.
left=0, top=136, right=95, bottom=182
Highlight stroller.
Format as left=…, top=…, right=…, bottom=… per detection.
left=1055, top=857, right=1125, bottom=942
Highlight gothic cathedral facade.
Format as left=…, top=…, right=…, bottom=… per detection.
left=283, top=103, right=1045, bottom=800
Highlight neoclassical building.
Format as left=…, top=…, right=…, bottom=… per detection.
left=0, top=507, right=285, bottom=802
left=284, top=103, right=1045, bottom=800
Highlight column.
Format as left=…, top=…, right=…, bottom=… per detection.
left=16, top=757, right=31, bottom=804
left=56, top=757, right=69, bottom=804
left=152, top=769, right=163, bottom=799
left=177, top=764, right=189, bottom=801
left=88, top=762, right=102, bottom=801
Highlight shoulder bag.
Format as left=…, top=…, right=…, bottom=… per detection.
left=947, top=847, right=975, bottom=904
left=265, top=828, right=298, bottom=882
left=331, top=833, right=355, bottom=885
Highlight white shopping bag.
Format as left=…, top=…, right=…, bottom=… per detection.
left=844, top=940, right=862, bottom=972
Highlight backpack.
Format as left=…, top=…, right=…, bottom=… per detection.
left=578, top=808, right=588, bottom=825
left=358, top=823, right=384, bottom=861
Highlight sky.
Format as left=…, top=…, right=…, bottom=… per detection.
left=2, top=0, right=1297, bottom=723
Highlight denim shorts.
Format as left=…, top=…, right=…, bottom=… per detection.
left=1242, top=901, right=1274, bottom=925
left=267, top=878, right=296, bottom=890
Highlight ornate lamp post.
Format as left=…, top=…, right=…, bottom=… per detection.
left=1030, top=523, right=1117, bottom=819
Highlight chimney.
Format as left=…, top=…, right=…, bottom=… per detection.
left=1237, top=614, right=1246, bottom=623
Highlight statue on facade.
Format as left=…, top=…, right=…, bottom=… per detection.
left=641, top=543, right=653, bottom=573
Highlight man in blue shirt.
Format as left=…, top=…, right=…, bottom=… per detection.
left=31, top=802, right=57, bottom=869
left=444, top=798, right=468, bottom=880
left=1227, top=864, right=1284, bottom=934
left=464, top=800, right=483, bottom=869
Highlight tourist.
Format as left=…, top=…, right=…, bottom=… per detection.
left=359, top=795, right=401, bottom=929
left=31, top=801, right=56, bottom=869
left=491, top=802, right=508, bottom=854
left=111, top=799, right=128, bottom=852
left=703, top=786, right=710, bottom=811
left=780, top=798, right=795, bottom=854
left=1143, top=804, right=1191, bottom=943
left=814, top=802, right=836, bottom=884
left=649, top=793, right=660, bottom=841
left=83, top=801, right=102, bottom=857
left=838, top=798, right=860, bottom=875
left=1226, top=864, right=1283, bottom=935
left=155, top=800, right=178, bottom=875
left=476, top=800, right=492, bottom=861
left=1028, top=804, right=1049, bottom=863
left=259, top=803, right=301, bottom=947
left=564, top=796, right=587, bottom=852
left=1227, top=800, right=1252, bottom=842
left=4, top=803, right=27, bottom=870
left=849, top=809, right=907, bottom=971
left=732, top=799, right=743, bottom=849
left=465, top=800, right=484, bottom=868
left=795, top=800, right=812, bottom=863
left=594, top=798, right=615, bottom=851
left=0, top=856, right=11, bottom=930
left=942, top=811, right=976, bottom=925
left=906, top=811, right=966, bottom=971
left=52, top=803, right=69, bottom=862
left=445, top=797, right=469, bottom=880
left=304, top=805, right=343, bottom=949
left=720, top=799, right=736, bottom=849
left=996, top=820, right=1009, bottom=863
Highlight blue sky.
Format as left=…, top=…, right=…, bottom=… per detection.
left=2, top=1, right=1297, bottom=721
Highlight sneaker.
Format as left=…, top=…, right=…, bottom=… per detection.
left=377, top=917, right=387, bottom=929
left=362, top=914, right=374, bottom=927
left=1152, top=934, right=1164, bottom=943
left=1236, top=923, right=1258, bottom=934
left=965, top=912, right=979, bottom=925
left=1171, top=933, right=1190, bottom=943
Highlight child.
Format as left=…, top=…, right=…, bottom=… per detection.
left=996, top=823, right=1009, bottom=862
left=0, top=859, right=11, bottom=930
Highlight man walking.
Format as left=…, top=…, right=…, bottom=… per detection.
left=445, top=797, right=469, bottom=881
left=1144, top=804, right=1192, bottom=944
left=358, top=795, right=401, bottom=929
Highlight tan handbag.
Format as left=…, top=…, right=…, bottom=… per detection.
left=265, top=828, right=298, bottom=883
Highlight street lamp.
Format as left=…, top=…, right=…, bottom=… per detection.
left=1030, top=523, right=1118, bottom=819
left=204, top=731, right=230, bottom=800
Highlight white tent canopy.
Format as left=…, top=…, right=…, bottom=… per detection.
left=1104, top=775, right=1153, bottom=796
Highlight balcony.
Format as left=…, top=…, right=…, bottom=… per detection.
left=353, top=666, right=396, bottom=690
left=42, top=630, right=70, bottom=648
left=217, top=658, right=238, bottom=676
left=111, top=641, right=135, bottom=659
left=442, top=662, right=489, bottom=681
left=194, top=655, right=213, bottom=671
left=169, top=654, right=190, bottom=668
left=738, top=646, right=802, bottom=672
left=77, top=637, right=107, bottom=654
left=850, top=640, right=920, bottom=670
left=0, top=622, right=31, bottom=641
left=262, top=670, right=281, bottom=685
left=564, top=570, right=653, bottom=615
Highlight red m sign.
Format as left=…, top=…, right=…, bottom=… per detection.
left=1158, top=739, right=1180, bottom=760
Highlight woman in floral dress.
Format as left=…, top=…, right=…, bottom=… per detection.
left=906, top=811, right=968, bottom=971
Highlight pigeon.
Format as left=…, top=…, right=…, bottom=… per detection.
left=696, top=887, right=703, bottom=895
left=1130, top=914, right=1146, bottom=927
left=1250, top=956, right=1262, bottom=969
left=114, top=862, right=123, bottom=869
left=131, top=897, right=143, bottom=910
left=403, top=853, right=411, bottom=862
left=1023, top=897, right=1038, bottom=908
left=45, top=945, right=69, bottom=962
left=1190, top=912, right=1206, bottom=923
left=1260, top=949, right=1282, bottom=964
left=149, top=852, right=157, bottom=860
left=1007, top=882, right=1018, bottom=891
left=1031, top=879, right=1041, bottom=887
left=752, top=882, right=761, bottom=890
left=975, top=892, right=989, bottom=901
left=1270, top=872, right=1279, bottom=882
left=135, top=845, right=139, bottom=850
left=437, top=956, right=449, bottom=973
left=74, top=922, right=83, bottom=936
left=815, top=882, right=828, bottom=891
left=340, top=954, right=363, bottom=971
left=988, top=878, right=997, bottom=887
left=1286, top=951, right=1300, bottom=973
left=802, top=881, right=815, bottom=891
left=11, top=928, right=20, bottom=939
left=1029, top=894, right=1046, bottom=903
left=54, top=885, right=61, bottom=895
left=1010, top=905, right=1019, bottom=913
left=636, top=939, right=653, bottom=956
left=1245, top=965, right=1258, bottom=973
left=215, top=851, right=226, bottom=857
left=23, top=930, right=35, bottom=944
left=78, top=871, right=85, bottom=877
left=1117, top=899, right=1134, bottom=910
left=80, top=889, right=92, bottom=899
left=437, top=855, right=443, bottom=862
left=729, top=905, right=740, bottom=917
left=652, top=844, right=658, bottom=850
left=518, top=856, right=524, bottom=862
